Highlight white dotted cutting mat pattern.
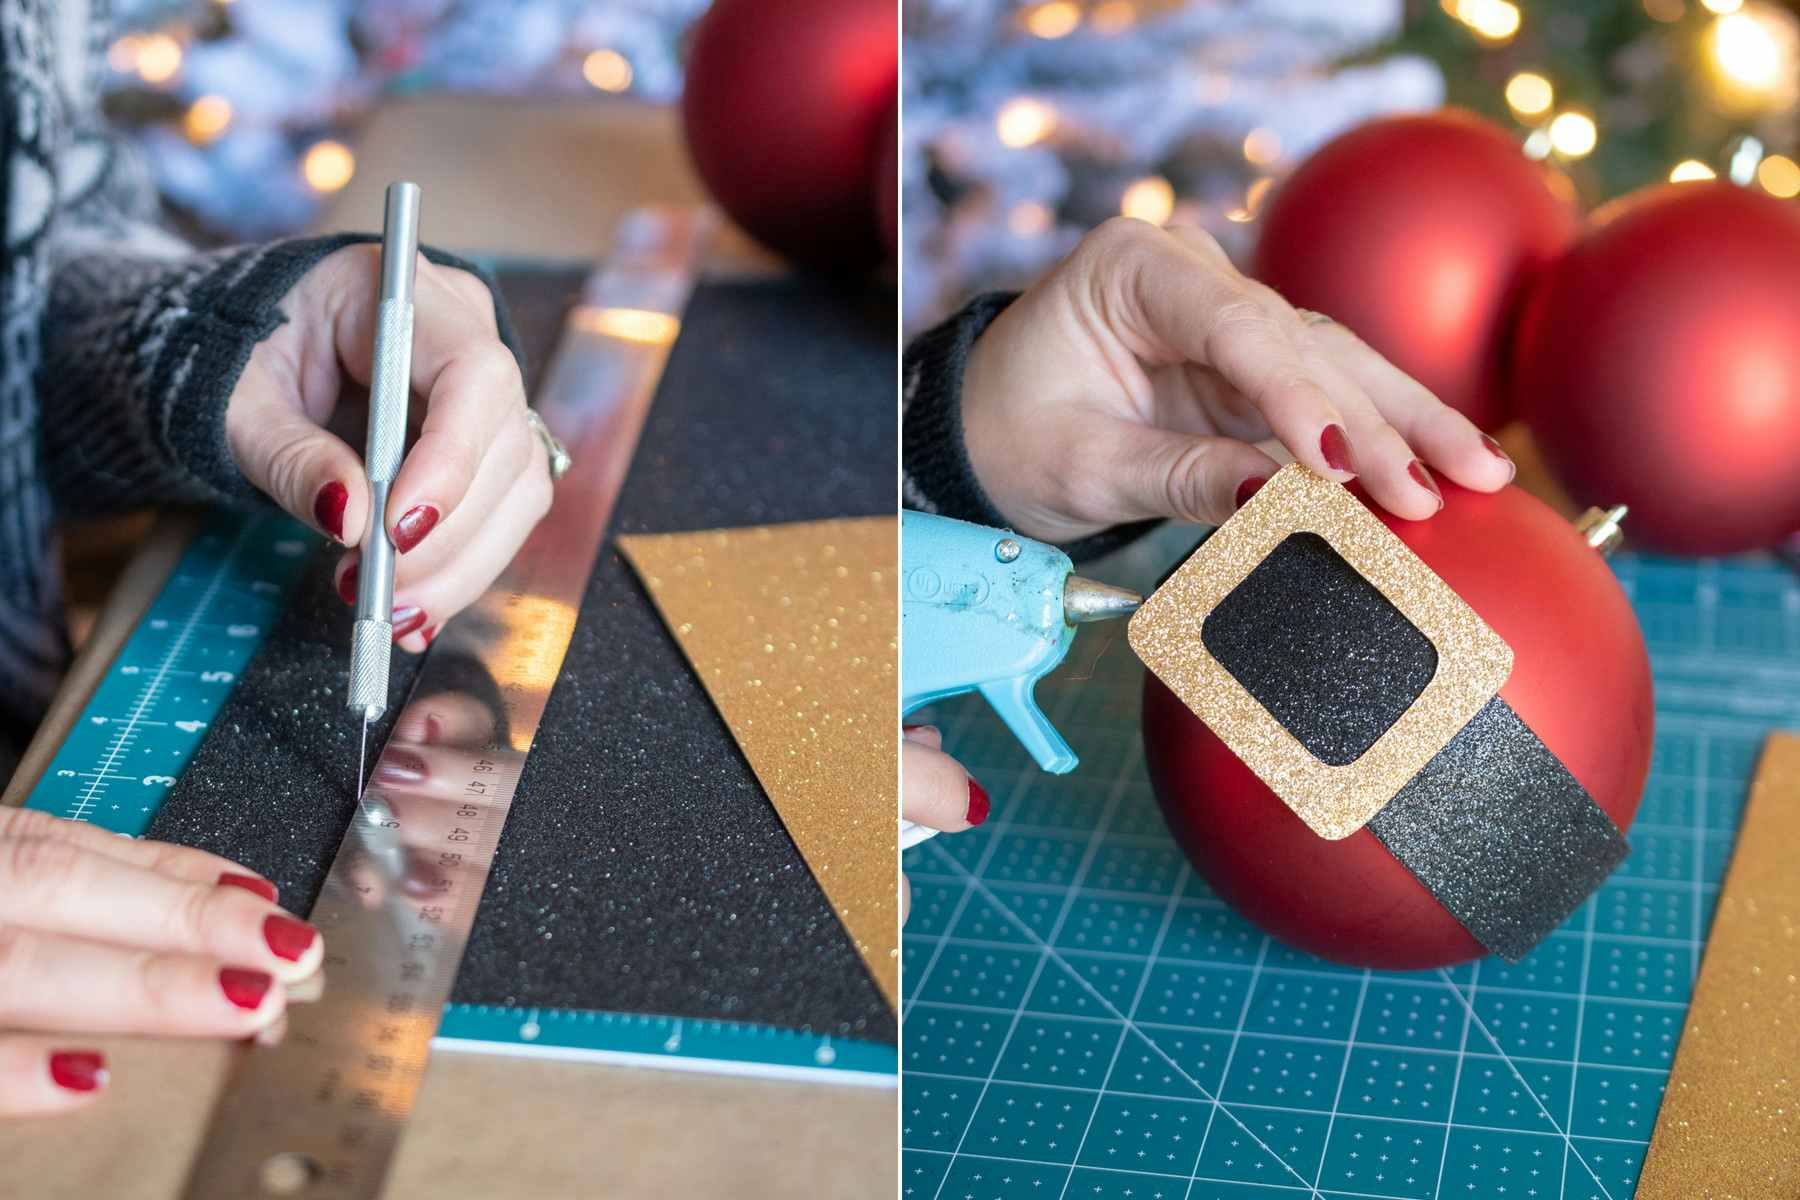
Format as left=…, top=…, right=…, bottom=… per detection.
left=903, top=526, right=1800, bottom=1200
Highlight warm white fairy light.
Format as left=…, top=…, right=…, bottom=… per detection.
left=996, top=98, right=1055, bottom=148
left=301, top=141, right=355, bottom=192
left=1242, top=127, right=1282, bottom=165
left=1713, top=11, right=1783, bottom=88
left=1454, top=0, right=1522, bottom=43
left=1504, top=71, right=1554, bottom=117
left=1758, top=154, right=1800, bottom=197
left=183, top=94, right=232, bottom=144
left=1120, top=176, right=1175, bottom=225
left=1547, top=111, right=1597, bottom=158
left=135, top=32, right=182, bottom=83
left=1669, top=159, right=1717, bottom=181
left=1702, top=0, right=1743, bottom=13
left=1024, top=1, right=1081, bottom=38
left=582, top=49, right=632, bottom=92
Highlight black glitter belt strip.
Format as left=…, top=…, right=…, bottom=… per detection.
left=1129, top=464, right=1628, bottom=963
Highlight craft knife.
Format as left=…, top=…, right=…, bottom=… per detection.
left=347, top=181, right=420, bottom=788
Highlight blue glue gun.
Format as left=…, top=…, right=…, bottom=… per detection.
left=901, top=510, right=1142, bottom=847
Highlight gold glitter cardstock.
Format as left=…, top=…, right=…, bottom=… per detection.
left=619, top=517, right=898, bottom=1010
left=1127, top=464, right=1514, bottom=840
left=1638, top=731, right=1800, bottom=1199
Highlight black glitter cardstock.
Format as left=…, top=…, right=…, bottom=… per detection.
left=149, top=270, right=897, bottom=1043
left=1203, top=532, right=1438, bottom=766
left=1369, top=697, right=1629, bottom=962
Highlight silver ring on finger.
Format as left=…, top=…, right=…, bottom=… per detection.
left=524, top=408, right=572, bottom=484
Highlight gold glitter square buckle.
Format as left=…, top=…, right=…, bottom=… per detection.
left=1127, top=464, right=1513, bottom=840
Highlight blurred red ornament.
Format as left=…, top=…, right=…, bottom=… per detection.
left=681, top=0, right=896, bottom=271
left=1253, top=110, right=1577, bottom=432
left=1142, top=482, right=1652, bottom=970
left=1514, top=182, right=1800, bottom=555
left=874, top=98, right=898, bottom=260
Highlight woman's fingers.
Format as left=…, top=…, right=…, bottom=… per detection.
left=0, top=837, right=320, bottom=982
left=389, top=451, right=553, bottom=653
left=383, top=345, right=529, bottom=560
left=381, top=262, right=529, bottom=562
left=1310, top=319, right=1516, bottom=493
left=0, top=808, right=264, bottom=891
left=1088, top=417, right=1281, bottom=527
left=225, top=354, right=370, bottom=547
left=0, top=1037, right=108, bottom=1118
left=902, top=742, right=990, bottom=832
left=0, top=927, right=285, bottom=1037
left=1105, top=220, right=1352, bottom=483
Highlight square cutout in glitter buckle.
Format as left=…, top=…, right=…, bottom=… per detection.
left=1127, top=464, right=1513, bottom=840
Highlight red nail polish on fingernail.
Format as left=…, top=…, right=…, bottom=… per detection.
left=218, top=872, right=278, bottom=904
left=1320, top=425, right=1354, bottom=474
left=1481, top=433, right=1517, bottom=479
left=392, top=505, right=440, bottom=554
left=336, top=562, right=359, bottom=606
left=391, top=607, right=428, bottom=640
left=1408, top=459, right=1443, bottom=506
left=966, top=778, right=991, bottom=827
left=313, top=481, right=348, bottom=541
left=1235, top=475, right=1269, bottom=510
left=49, top=1051, right=107, bottom=1093
left=420, top=626, right=438, bottom=646
left=220, top=967, right=273, bottom=1010
left=263, top=914, right=319, bottom=963
left=376, top=747, right=428, bottom=785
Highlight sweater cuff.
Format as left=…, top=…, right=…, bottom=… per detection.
left=40, top=234, right=521, bottom=518
left=900, top=291, right=1159, bottom=565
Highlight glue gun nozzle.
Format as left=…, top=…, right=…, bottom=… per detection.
left=1064, top=575, right=1143, bottom=625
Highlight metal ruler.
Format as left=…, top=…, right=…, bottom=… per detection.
left=165, top=211, right=705, bottom=1198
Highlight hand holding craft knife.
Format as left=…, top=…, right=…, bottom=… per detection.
left=347, top=181, right=420, bottom=787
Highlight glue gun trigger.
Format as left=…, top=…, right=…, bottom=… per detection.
left=978, top=676, right=1078, bottom=774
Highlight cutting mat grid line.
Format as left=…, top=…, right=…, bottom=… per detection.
left=902, top=527, right=1800, bottom=1200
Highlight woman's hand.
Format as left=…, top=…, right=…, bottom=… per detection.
left=226, top=246, right=554, bottom=653
left=960, top=218, right=1516, bottom=543
left=0, top=808, right=319, bottom=1118
left=900, top=725, right=989, bottom=922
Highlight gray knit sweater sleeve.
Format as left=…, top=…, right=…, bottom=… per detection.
left=39, top=235, right=517, bottom=516
left=902, top=292, right=1158, bottom=563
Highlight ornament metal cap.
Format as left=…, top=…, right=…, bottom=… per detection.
left=1576, top=504, right=1628, bottom=557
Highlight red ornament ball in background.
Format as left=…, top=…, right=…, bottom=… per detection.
left=1514, top=182, right=1800, bottom=556
left=874, top=99, right=898, bottom=260
left=1252, top=110, right=1577, bottom=432
left=1143, top=482, right=1653, bottom=970
left=681, top=0, right=896, bottom=271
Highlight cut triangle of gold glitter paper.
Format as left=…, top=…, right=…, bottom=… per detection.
left=619, top=517, right=898, bottom=1011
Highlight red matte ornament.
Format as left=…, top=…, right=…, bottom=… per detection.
left=1514, top=181, right=1800, bottom=556
left=1252, top=110, right=1577, bottom=432
left=680, top=0, right=897, bottom=271
left=1142, top=482, right=1652, bottom=969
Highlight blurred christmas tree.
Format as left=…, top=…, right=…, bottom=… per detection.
left=1378, top=0, right=1799, bottom=204
left=901, top=0, right=1800, bottom=331
left=102, top=0, right=706, bottom=240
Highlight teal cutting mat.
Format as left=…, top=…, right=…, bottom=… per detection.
left=23, top=508, right=895, bottom=1085
left=901, top=523, right=1800, bottom=1200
